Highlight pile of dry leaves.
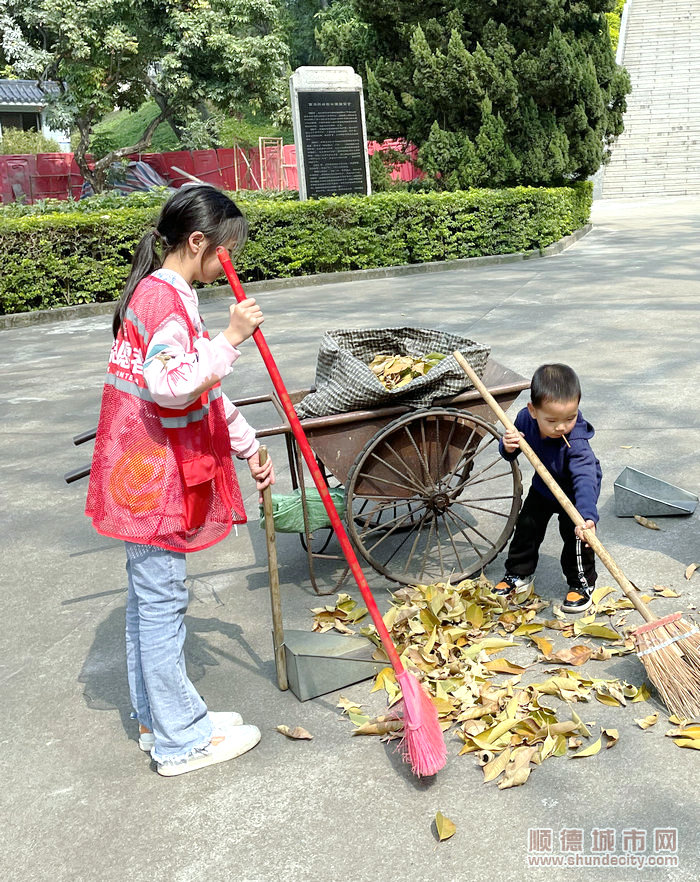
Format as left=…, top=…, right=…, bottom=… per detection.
left=311, top=575, right=698, bottom=788
left=368, top=352, right=445, bottom=390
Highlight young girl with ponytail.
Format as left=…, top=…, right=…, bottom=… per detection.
left=86, top=184, right=274, bottom=776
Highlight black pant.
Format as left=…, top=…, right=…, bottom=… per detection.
left=505, top=488, right=597, bottom=589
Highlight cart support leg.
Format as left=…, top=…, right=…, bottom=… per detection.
left=260, top=446, right=288, bottom=690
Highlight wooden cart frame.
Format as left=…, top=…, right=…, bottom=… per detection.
left=236, top=358, right=530, bottom=595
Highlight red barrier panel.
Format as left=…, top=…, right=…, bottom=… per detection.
left=191, top=149, right=223, bottom=186
left=282, top=144, right=298, bottom=190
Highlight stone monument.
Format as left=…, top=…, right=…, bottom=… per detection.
left=289, top=66, right=371, bottom=200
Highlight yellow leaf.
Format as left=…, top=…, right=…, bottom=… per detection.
left=513, top=623, right=544, bottom=636
left=654, top=586, right=682, bottom=598
left=671, top=738, right=700, bottom=750
left=602, top=728, right=619, bottom=748
left=591, top=585, right=616, bottom=606
left=635, top=713, right=659, bottom=729
left=483, top=747, right=512, bottom=783
left=631, top=683, right=651, bottom=703
left=435, top=811, right=457, bottom=841
left=574, top=622, right=621, bottom=640
left=666, top=725, right=700, bottom=739
left=276, top=725, right=313, bottom=740
left=685, top=563, right=698, bottom=580
left=483, top=658, right=527, bottom=675
left=498, top=746, right=538, bottom=789
left=634, top=514, right=661, bottom=530
left=595, top=691, right=622, bottom=707
left=336, top=695, right=361, bottom=713
left=530, top=635, right=553, bottom=656
left=570, top=710, right=591, bottom=738
left=371, top=666, right=397, bottom=693
left=572, top=736, right=602, bottom=757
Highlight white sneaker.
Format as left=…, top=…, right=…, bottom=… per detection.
left=138, top=711, right=244, bottom=753
left=157, top=724, right=261, bottom=777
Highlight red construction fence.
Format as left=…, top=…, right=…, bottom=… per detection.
left=0, top=140, right=423, bottom=204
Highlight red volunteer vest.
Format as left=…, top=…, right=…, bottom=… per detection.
left=85, top=276, right=246, bottom=552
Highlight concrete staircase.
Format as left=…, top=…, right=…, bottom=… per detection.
left=601, top=0, right=700, bottom=198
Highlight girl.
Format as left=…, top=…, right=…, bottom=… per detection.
left=86, top=185, right=274, bottom=776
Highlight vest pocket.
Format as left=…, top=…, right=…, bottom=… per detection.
left=180, top=454, right=218, bottom=531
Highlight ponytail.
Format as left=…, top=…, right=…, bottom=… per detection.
left=112, top=230, right=162, bottom=338
left=112, top=185, right=248, bottom=338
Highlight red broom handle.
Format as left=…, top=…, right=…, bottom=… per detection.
left=217, top=249, right=404, bottom=673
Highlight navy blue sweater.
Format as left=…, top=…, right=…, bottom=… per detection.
left=498, top=408, right=602, bottom=523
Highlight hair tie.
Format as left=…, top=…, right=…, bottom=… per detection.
left=152, top=228, right=162, bottom=240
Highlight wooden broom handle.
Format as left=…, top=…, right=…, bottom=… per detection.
left=259, top=446, right=288, bottom=690
left=453, top=352, right=655, bottom=622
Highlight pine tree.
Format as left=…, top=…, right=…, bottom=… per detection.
left=316, top=0, right=630, bottom=187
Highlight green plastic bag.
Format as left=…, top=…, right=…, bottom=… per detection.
left=259, top=487, right=346, bottom=534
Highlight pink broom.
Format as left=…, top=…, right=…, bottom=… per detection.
left=217, top=248, right=446, bottom=776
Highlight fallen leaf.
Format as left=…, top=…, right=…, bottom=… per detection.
left=483, top=658, right=527, bottom=674
left=276, top=725, right=313, bottom=740
left=666, top=724, right=700, bottom=739
left=602, top=728, right=619, bottom=749
left=530, top=635, right=554, bottom=656
left=671, top=738, right=700, bottom=750
left=634, top=515, right=661, bottom=531
left=498, top=746, right=538, bottom=789
left=654, top=585, right=680, bottom=597
left=435, top=811, right=456, bottom=841
left=353, top=714, right=403, bottom=736
left=513, top=623, right=544, bottom=636
left=685, top=563, right=698, bottom=581
left=635, top=713, right=659, bottom=730
left=548, top=645, right=593, bottom=666
left=572, top=736, right=602, bottom=758
left=574, top=622, right=621, bottom=641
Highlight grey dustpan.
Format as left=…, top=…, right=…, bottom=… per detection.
left=282, top=630, right=387, bottom=701
left=614, top=467, right=698, bottom=517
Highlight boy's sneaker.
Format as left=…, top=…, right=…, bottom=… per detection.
left=492, top=573, right=534, bottom=596
left=561, top=585, right=593, bottom=614
left=157, top=723, right=261, bottom=777
left=138, top=710, right=244, bottom=753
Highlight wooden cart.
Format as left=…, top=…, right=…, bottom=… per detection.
left=237, top=357, right=530, bottom=594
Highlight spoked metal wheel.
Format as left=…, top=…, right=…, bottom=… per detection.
left=345, top=408, right=522, bottom=585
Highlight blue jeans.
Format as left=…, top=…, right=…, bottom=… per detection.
left=125, top=542, right=213, bottom=762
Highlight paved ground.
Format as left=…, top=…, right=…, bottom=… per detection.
left=2, top=196, right=700, bottom=882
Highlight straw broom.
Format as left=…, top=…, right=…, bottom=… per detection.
left=454, top=352, right=700, bottom=719
left=216, top=248, right=447, bottom=776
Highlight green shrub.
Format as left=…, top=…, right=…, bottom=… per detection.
left=0, top=183, right=592, bottom=314
left=606, top=0, right=626, bottom=52
left=0, top=127, right=61, bottom=155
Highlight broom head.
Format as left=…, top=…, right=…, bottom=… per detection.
left=396, top=668, right=447, bottom=776
left=634, top=612, right=700, bottom=719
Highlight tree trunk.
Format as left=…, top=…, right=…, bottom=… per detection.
left=153, top=91, right=185, bottom=141
left=75, top=107, right=172, bottom=195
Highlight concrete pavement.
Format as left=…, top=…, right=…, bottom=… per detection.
left=2, top=196, right=700, bottom=881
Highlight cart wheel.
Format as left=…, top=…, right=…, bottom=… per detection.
left=345, top=408, right=522, bottom=585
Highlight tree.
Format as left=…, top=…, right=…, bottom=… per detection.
left=315, top=0, right=630, bottom=187
left=0, top=0, right=289, bottom=191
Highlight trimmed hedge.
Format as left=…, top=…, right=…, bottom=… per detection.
left=0, top=183, right=592, bottom=315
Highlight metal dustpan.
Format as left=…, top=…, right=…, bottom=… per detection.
left=614, top=467, right=698, bottom=517
left=282, top=630, right=387, bottom=702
